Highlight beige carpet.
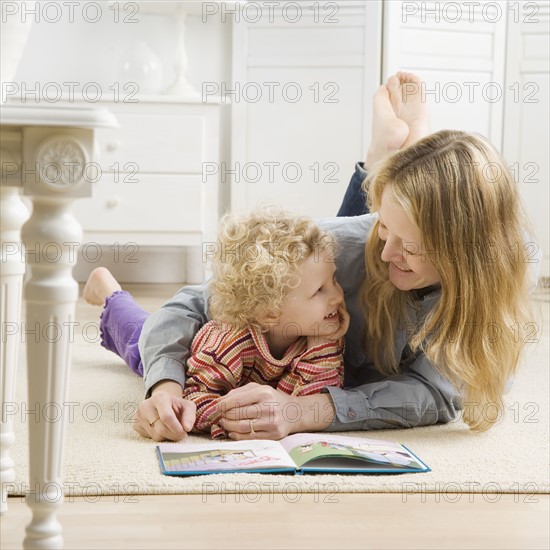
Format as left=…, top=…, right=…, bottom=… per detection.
left=8, top=293, right=550, bottom=497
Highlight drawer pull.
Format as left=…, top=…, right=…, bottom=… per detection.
left=106, top=197, right=120, bottom=208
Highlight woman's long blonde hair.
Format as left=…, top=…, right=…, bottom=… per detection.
left=363, top=130, right=535, bottom=431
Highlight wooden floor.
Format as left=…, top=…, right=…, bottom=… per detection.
left=2, top=494, right=549, bottom=549
left=3, top=284, right=549, bottom=549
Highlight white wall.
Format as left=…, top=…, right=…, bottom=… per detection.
left=11, top=3, right=233, bottom=283
left=13, top=2, right=233, bottom=190
left=10, top=0, right=549, bottom=280
left=15, top=7, right=231, bottom=98
left=229, top=1, right=382, bottom=218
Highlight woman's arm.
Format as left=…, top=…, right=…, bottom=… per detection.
left=322, top=354, right=463, bottom=430
left=132, top=283, right=209, bottom=442
left=138, top=282, right=210, bottom=397
left=132, top=379, right=197, bottom=442
left=217, top=383, right=337, bottom=440
left=217, top=357, right=462, bottom=440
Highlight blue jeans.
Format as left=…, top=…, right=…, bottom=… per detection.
left=336, top=162, right=369, bottom=216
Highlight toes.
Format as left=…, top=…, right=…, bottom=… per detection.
left=386, top=75, right=403, bottom=115
left=373, top=84, right=390, bottom=102
left=373, top=84, right=397, bottom=117
left=397, top=70, right=417, bottom=82
left=386, top=74, right=401, bottom=94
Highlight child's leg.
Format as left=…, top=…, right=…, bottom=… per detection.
left=83, top=266, right=121, bottom=305
left=83, top=267, right=147, bottom=376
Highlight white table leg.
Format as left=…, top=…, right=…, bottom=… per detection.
left=21, top=195, right=82, bottom=550
left=0, top=187, right=29, bottom=514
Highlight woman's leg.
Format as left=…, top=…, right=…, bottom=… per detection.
left=386, top=71, right=431, bottom=149
left=336, top=165, right=371, bottom=216
left=83, top=267, right=147, bottom=376
left=337, top=71, right=430, bottom=216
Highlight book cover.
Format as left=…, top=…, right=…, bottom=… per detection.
left=156, top=433, right=430, bottom=476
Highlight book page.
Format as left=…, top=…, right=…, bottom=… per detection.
left=280, top=433, right=425, bottom=470
left=157, top=440, right=296, bottom=474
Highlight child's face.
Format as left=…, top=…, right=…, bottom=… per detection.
left=275, top=250, right=344, bottom=338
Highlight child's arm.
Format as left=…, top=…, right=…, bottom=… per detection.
left=181, top=388, right=229, bottom=439
left=276, top=337, right=345, bottom=397
left=182, top=322, right=245, bottom=438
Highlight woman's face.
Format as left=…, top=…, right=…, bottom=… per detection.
left=377, top=185, right=441, bottom=291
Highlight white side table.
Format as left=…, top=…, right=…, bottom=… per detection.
left=0, top=103, right=117, bottom=549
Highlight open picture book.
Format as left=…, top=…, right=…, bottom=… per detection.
left=156, top=433, right=430, bottom=476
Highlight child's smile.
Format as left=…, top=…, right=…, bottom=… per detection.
left=269, top=249, right=344, bottom=343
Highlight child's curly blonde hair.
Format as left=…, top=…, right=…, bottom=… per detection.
left=208, top=207, right=337, bottom=331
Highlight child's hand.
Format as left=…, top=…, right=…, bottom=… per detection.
left=133, top=380, right=196, bottom=442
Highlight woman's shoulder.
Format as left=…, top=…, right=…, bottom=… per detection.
left=315, top=214, right=378, bottom=245
left=315, top=215, right=375, bottom=278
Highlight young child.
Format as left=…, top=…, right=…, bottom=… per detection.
left=83, top=208, right=348, bottom=438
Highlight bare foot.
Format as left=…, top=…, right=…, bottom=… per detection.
left=364, top=84, right=409, bottom=169
left=387, top=71, right=431, bottom=147
left=83, top=267, right=122, bottom=306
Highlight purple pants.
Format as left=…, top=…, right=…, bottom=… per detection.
left=99, top=291, right=148, bottom=376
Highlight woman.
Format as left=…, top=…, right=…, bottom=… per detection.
left=128, top=72, right=538, bottom=441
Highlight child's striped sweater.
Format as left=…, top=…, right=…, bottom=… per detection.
left=182, top=320, right=345, bottom=438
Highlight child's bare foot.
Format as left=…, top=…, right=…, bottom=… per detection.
left=387, top=71, right=431, bottom=148
left=83, top=267, right=122, bottom=306
left=364, top=84, right=409, bottom=169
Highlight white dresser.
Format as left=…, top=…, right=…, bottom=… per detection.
left=72, top=96, right=222, bottom=281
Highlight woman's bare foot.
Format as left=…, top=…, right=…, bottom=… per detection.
left=364, top=84, right=409, bottom=169
left=387, top=71, right=431, bottom=147
left=83, top=267, right=122, bottom=306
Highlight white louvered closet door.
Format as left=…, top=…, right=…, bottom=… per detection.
left=230, top=1, right=383, bottom=218
left=382, top=0, right=508, bottom=144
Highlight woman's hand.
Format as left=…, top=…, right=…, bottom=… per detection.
left=133, top=380, right=196, bottom=442
left=217, top=382, right=336, bottom=440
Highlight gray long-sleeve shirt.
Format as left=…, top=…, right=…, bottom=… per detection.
left=138, top=213, right=464, bottom=431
